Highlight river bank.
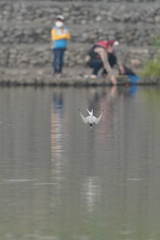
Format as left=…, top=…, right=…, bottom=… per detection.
left=0, top=0, right=160, bottom=85
left=0, top=1, right=160, bottom=69
left=0, top=66, right=158, bottom=86
left=0, top=44, right=159, bottom=69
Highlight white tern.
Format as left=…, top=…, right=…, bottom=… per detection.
left=79, top=109, right=104, bottom=128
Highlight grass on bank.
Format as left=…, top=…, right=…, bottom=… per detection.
left=140, top=37, right=160, bottom=78
left=140, top=54, right=160, bottom=78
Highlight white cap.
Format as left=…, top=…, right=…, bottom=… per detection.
left=56, top=15, right=65, bottom=21
left=113, top=41, right=119, bottom=46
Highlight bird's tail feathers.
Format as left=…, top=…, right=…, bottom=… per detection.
left=86, top=109, right=93, bottom=116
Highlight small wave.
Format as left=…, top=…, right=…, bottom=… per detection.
left=24, top=234, right=58, bottom=240
left=127, top=178, right=143, bottom=181
left=33, top=183, right=56, bottom=185
left=24, top=234, right=38, bottom=238
left=3, top=179, right=35, bottom=183
left=38, top=236, right=58, bottom=240
left=120, top=229, right=135, bottom=235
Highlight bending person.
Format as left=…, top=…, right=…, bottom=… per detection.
left=85, top=40, right=125, bottom=85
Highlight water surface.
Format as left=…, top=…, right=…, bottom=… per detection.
left=0, top=86, right=160, bottom=240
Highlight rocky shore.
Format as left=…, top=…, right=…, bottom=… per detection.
left=1, top=44, right=159, bottom=68
left=0, top=0, right=160, bottom=85
left=0, top=66, right=158, bottom=87
left=0, top=1, right=160, bottom=46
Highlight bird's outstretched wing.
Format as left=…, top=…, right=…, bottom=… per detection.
left=79, top=110, right=89, bottom=124
left=86, top=109, right=93, bottom=116
left=93, top=110, right=104, bottom=124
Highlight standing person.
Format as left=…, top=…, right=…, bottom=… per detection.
left=85, top=40, right=125, bottom=85
left=51, top=15, right=70, bottom=77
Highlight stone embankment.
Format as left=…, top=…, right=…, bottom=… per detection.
left=0, top=0, right=160, bottom=84
left=1, top=1, right=160, bottom=46
left=1, top=44, right=159, bottom=68
left=0, top=66, right=158, bottom=87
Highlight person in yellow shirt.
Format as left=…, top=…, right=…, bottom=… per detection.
left=51, top=15, right=70, bottom=77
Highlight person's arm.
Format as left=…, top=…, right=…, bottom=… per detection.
left=115, top=51, right=125, bottom=74
left=85, top=55, right=91, bottom=63
left=66, top=30, right=71, bottom=40
left=94, top=47, right=117, bottom=84
left=94, top=47, right=113, bottom=76
left=51, top=28, right=70, bottom=41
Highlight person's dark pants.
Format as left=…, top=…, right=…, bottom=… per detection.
left=53, top=48, right=65, bottom=73
left=87, top=54, right=117, bottom=75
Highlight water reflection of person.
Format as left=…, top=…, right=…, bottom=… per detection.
left=50, top=91, right=65, bottom=193
left=51, top=91, right=64, bottom=162
left=86, top=86, right=117, bottom=118
left=82, top=86, right=138, bottom=214
left=80, top=88, right=117, bottom=214
left=87, top=86, right=138, bottom=114
left=117, top=86, right=138, bottom=97
left=53, top=92, right=64, bottom=112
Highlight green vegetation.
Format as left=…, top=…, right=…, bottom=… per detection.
left=152, top=36, right=160, bottom=47
left=140, top=55, right=160, bottom=78
left=140, top=37, right=160, bottom=78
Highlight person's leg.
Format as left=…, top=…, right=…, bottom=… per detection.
left=53, top=49, right=58, bottom=73
left=53, top=49, right=61, bottom=73
left=59, top=49, right=65, bottom=73
left=87, top=59, right=103, bottom=75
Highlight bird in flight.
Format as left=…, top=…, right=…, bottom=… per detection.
left=79, top=109, right=104, bottom=128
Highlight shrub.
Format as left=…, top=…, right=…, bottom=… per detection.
left=140, top=54, right=160, bottom=78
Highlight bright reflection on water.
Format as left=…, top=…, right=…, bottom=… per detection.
left=0, top=86, right=160, bottom=240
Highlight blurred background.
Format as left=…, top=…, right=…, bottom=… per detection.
left=0, top=0, right=160, bottom=79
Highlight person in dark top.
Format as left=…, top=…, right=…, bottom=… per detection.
left=85, top=40, right=125, bottom=85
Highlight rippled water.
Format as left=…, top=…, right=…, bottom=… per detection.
left=0, top=86, right=160, bottom=240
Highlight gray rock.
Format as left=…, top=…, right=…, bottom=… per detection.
left=0, top=1, right=160, bottom=69
left=95, top=16, right=102, bottom=21
left=155, top=16, right=160, bottom=23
